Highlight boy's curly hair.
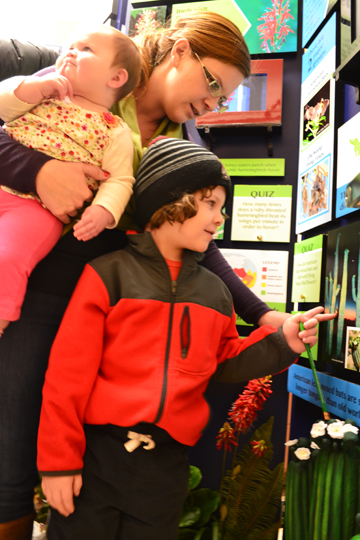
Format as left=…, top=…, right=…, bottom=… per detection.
left=147, top=187, right=228, bottom=230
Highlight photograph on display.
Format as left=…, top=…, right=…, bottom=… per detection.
left=171, top=0, right=298, bottom=54
left=302, top=80, right=331, bottom=147
left=298, top=156, right=331, bottom=226
left=335, top=110, right=360, bottom=218
left=128, top=6, right=167, bottom=37
left=324, top=222, right=360, bottom=365
left=345, top=327, right=360, bottom=372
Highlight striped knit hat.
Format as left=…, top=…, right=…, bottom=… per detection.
left=134, top=137, right=232, bottom=230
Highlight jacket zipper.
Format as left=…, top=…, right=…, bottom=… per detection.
left=154, top=279, right=177, bottom=423
left=181, top=306, right=190, bottom=358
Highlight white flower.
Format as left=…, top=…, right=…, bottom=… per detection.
left=284, top=439, right=298, bottom=446
left=294, top=447, right=311, bottom=460
left=342, top=424, right=359, bottom=435
left=327, top=421, right=344, bottom=439
left=310, top=441, right=320, bottom=450
left=310, top=421, right=327, bottom=438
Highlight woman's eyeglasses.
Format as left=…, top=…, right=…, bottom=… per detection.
left=193, top=52, right=229, bottom=113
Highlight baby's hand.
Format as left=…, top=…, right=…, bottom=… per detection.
left=73, top=205, right=115, bottom=241
left=283, top=307, right=337, bottom=354
left=41, top=474, right=82, bottom=517
left=14, top=73, right=73, bottom=104
left=38, top=73, right=73, bottom=100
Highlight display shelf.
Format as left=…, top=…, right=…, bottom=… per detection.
left=334, top=41, right=360, bottom=103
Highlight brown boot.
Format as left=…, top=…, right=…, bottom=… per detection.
left=0, top=512, right=35, bottom=540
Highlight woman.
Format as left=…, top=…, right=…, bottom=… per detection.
left=0, top=13, right=288, bottom=539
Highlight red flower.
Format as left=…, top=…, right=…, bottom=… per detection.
left=86, top=113, right=92, bottom=119
left=69, top=151, right=74, bottom=156
left=228, top=376, right=272, bottom=434
left=216, top=422, right=238, bottom=451
left=250, top=439, right=267, bottom=457
left=102, top=112, right=119, bottom=127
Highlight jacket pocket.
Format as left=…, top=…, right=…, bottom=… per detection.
left=180, top=306, right=190, bottom=358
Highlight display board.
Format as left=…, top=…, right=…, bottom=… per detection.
left=302, top=0, right=337, bottom=47
left=335, top=110, right=360, bottom=217
left=295, top=13, right=336, bottom=234
left=291, top=235, right=324, bottom=303
left=324, top=222, right=360, bottom=368
left=171, top=0, right=298, bottom=54
left=220, top=248, right=289, bottom=325
left=231, top=185, right=292, bottom=242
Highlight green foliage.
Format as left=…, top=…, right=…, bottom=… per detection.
left=220, top=417, right=283, bottom=540
left=178, top=466, right=220, bottom=540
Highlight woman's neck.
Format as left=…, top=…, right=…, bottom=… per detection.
left=133, top=69, right=167, bottom=145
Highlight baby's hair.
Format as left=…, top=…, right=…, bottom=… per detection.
left=147, top=186, right=228, bottom=230
left=86, top=25, right=141, bottom=102
left=110, top=29, right=142, bottom=100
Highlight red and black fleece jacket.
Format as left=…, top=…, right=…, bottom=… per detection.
left=38, top=232, right=298, bottom=476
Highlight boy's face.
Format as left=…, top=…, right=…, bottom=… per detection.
left=157, top=185, right=226, bottom=260
left=56, top=30, right=117, bottom=94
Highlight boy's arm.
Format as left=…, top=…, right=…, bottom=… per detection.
left=37, top=265, right=110, bottom=475
left=73, top=123, right=135, bottom=241
left=41, top=475, right=82, bottom=517
left=213, top=307, right=336, bottom=383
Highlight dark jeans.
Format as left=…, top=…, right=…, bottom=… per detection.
left=0, top=289, right=68, bottom=522
left=47, top=424, right=190, bottom=540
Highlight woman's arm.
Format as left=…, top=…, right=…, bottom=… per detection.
left=0, top=126, right=51, bottom=193
left=201, top=240, right=273, bottom=325
left=0, top=127, right=110, bottom=223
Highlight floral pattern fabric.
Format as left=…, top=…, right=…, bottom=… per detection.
left=3, top=98, right=124, bottom=200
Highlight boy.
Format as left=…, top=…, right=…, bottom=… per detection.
left=38, top=137, right=335, bottom=540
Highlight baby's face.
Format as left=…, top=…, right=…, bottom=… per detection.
left=56, top=30, right=116, bottom=95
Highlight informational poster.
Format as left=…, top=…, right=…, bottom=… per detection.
left=302, top=0, right=337, bottom=47
left=171, top=0, right=298, bottom=54
left=231, top=185, right=292, bottom=243
left=295, top=13, right=336, bottom=234
left=291, top=235, right=324, bottom=303
left=335, top=111, right=360, bottom=218
left=323, top=222, right=360, bottom=367
left=221, top=248, right=289, bottom=325
left=288, top=364, right=360, bottom=423
left=220, top=158, right=285, bottom=177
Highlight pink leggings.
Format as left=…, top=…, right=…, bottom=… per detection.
left=0, top=189, right=63, bottom=321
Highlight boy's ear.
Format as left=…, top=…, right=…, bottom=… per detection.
left=108, top=68, right=128, bottom=89
left=171, top=38, right=192, bottom=67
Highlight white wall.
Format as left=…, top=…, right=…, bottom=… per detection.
left=1, top=0, right=115, bottom=50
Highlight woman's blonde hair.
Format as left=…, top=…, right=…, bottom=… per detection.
left=133, top=11, right=250, bottom=91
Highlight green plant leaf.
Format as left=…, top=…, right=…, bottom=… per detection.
left=189, top=466, right=202, bottom=491
left=179, top=507, right=201, bottom=528
left=191, top=489, right=220, bottom=528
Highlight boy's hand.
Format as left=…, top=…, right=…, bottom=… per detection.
left=73, top=205, right=115, bottom=241
left=41, top=474, right=82, bottom=517
left=282, top=307, right=337, bottom=354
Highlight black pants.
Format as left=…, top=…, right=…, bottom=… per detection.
left=47, top=424, right=190, bottom=540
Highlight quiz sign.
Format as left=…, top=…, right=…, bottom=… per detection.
left=231, top=185, right=292, bottom=242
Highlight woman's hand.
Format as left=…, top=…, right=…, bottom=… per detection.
left=282, top=307, right=337, bottom=354
left=36, top=161, right=110, bottom=223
